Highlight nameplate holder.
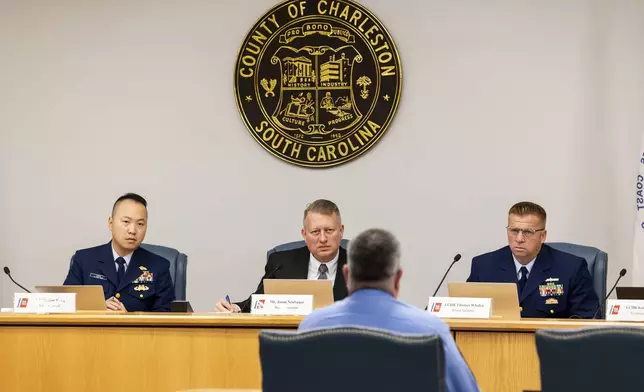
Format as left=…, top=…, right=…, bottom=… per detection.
left=170, top=301, right=194, bottom=313
left=13, top=293, right=76, bottom=314
left=427, top=297, right=492, bottom=319
left=605, top=299, right=644, bottom=321
left=250, top=294, right=313, bottom=316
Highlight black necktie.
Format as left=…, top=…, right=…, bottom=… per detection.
left=116, top=257, right=126, bottom=286
left=318, top=264, right=328, bottom=280
left=517, top=266, right=528, bottom=295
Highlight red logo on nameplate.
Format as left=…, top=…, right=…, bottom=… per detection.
left=431, top=303, right=442, bottom=312
left=254, top=299, right=265, bottom=310
left=19, top=298, right=29, bottom=308
left=611, top=305, right=620, bottom=315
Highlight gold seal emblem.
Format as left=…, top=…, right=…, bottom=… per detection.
left=235, top=0, right=402, bottom=168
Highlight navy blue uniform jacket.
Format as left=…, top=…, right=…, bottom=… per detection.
left=63, top=242, right=175, bottom=312
left=467, top=245, right=599, bottom=318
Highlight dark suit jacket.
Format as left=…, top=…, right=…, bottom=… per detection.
left=63, top=242, right=175, bottom=312
left=467, top=244, right=599, bottom=318
left=236, top=246, right=348, bottom=313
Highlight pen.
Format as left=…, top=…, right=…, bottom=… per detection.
left=226, top=295, right=231, bottom=304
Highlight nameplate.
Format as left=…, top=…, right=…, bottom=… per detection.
left=250, top=294, right=313, bottom=316
left=427, top=297, right=492, bottom=319
left=605, top=299, right=644, bottom=321
left=13, top=293, right=76, bottom=314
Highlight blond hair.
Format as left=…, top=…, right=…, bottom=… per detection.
left=304, top=199, right=341, bottom=221
left=509, top=201, right=547, bottom=224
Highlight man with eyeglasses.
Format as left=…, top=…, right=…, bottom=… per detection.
left=467, top=201, right=598, bottom=318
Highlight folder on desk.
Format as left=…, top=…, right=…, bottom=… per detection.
left=263, top=279, right=334, bottom=309
left=448, top=282, right=521, bottom=320
left=35, top=285, right=106, bottom=311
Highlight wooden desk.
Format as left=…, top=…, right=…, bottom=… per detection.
left=0, top=313, right=300, bottom=392
left=178, top=390, right=260, bottom=392
left=0, top=313, right=640, bottom=392
left=448, top=318, right=643, bottom=392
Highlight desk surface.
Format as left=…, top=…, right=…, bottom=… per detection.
left=0, top=312, right=642, bottom=331
left=0, top=312, right=303, bottom=327
left=178, top=390, right=260, bottom=392
left=0, top=313, right=641, bottom=392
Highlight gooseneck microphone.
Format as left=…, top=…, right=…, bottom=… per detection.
left=241, top=264, right=282, bottom=313
left=593, top=268, right=627, bottom=319
left=3, top=266, right=32, bottom=293
left=432, top=254, right=462, bottom=297
left=425, top=254, right=461, bottom=311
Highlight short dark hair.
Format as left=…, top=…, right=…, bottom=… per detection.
left=508, top=201, right=547, bottom=224
left=303, top=199, right=341, bottom=221
left=348, top=228, right=400, bottom=282
left=112, top=193, right=147, bottom=216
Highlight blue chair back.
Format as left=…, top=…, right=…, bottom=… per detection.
left=259, top=327, right=446, bottom=392
left=547, top=242, right=607, bottom=317
left=536, top=327, right=644, bottom=392
left=266, top=239, right=350, bottom=261
left=140, top=244, right=187, bottom=301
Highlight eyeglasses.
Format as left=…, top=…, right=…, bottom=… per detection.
left=506, top=227, right=545, bottom=238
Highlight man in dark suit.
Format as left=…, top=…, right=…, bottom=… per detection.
left=215, top=199, right=348, bottom=313
left=467, top=201, right=599, bottom=318
left=64, top=193, right=175, bottom=312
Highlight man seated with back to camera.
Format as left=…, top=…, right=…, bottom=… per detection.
left=298, top=228, right=479, bottom=392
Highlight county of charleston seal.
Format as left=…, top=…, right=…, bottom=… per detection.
left=234, top=0, right=402, bottom=168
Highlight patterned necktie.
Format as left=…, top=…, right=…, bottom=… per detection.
left=517, top=266, right=529, bottom=295
left=116, top=257, right=126, bottom=286
left=318, top=264, right=329, bottom=280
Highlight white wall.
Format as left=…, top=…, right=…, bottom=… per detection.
left=1, top=0, right=643, bottom=310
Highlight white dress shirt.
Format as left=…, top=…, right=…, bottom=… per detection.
left=111, top=245, right=133, bottom=273
left=307, top=251, right=339, bottom=287
left=512, top=255, right=536, bottom=280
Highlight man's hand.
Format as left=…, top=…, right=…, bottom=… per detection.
left=106, top=297, right=127, bottom=312
left=215, top=299, right=241, bottom=313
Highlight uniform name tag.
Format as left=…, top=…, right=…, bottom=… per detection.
left=13, top=293, right=76, bottom=314
left=90, top=273, right=107, bottom=280
left=250, top=294, right=313, bottom=316
left=605, top=299, right=644, bottom=321
left=427, top=297, right=492, bottom=319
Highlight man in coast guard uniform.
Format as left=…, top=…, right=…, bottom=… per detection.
left=64, top=193, right=174, bottom=312
left=467, top=201, right=599, bottom=318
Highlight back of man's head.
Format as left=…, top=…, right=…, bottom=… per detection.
left=347, top=228, right=401, bottom=294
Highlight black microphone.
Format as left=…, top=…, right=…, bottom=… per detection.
left=241, top=264, right=282, bottom=313
left=3, top=266, right=32, bottom=293
left=432, top=254, right=461, bottom=297
left=425, top=254, right=462, bottom=310
left=593, top=268, right=627, bottom=319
